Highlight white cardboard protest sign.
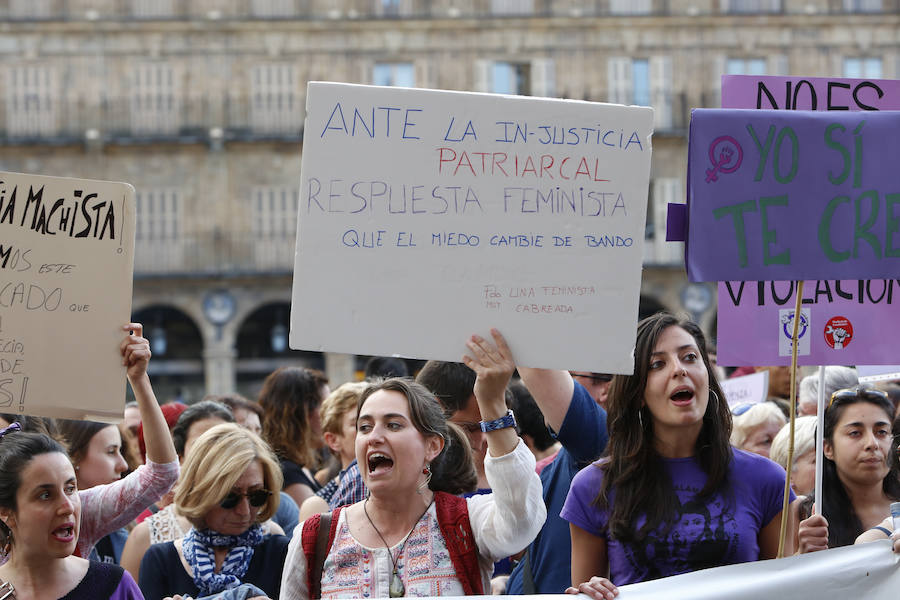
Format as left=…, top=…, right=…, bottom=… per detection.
left=720, top=370, right=769, bottom=408
left=291, top=83, right=653, bottom=372
left=0, top=172, right=135, bottom=420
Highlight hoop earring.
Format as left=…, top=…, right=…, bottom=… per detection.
left=0, top=524, right=12, bottom=558
left=417, top=463, right=432, bottom=495
left=638, top=407, right=645, bottom=430
left=709, top=390, right=720, bottom=410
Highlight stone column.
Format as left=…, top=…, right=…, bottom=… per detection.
left=203, top=345, right=238, bottom=395
left=324, top=352, right=357, bottom=387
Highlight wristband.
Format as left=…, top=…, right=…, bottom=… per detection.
left=479, top=409, right=517, bottom=432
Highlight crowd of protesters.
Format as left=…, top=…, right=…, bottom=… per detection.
left=1, top=316, right=899, bottom=600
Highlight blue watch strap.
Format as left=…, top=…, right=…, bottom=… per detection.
left=480, top=409, right=517, bottom=432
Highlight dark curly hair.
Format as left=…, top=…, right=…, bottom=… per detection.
left=258, top=367, right=328, bottom=468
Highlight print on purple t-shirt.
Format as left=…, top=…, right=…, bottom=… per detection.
left=560, top=448, right=792, bottom=586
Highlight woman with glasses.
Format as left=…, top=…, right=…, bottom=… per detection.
left=138, top=423, right=288, bottom=600
left=797, top=386, right=900, bottom=553
left=730, top=402, right=786, bottom=459
left=558, top=313, right=791, bottom=600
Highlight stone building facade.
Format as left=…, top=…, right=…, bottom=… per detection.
left=1, top=0, right=896, bottom=399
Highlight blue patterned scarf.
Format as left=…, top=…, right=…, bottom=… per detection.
left=182, top=524, right=264, bottom=596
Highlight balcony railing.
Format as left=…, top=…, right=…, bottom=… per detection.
left=0, top=0, right=897, bottom=22
left=134, top=233, right=296, bottom=276
left=0, top=97, right=304, bottom=146
left=2, top=91, right=714, bottom=145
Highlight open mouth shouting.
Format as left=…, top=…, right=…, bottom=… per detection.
left=670, top=387, right=695, bottom=407
left=367, top=452, right=395, bottom=477
left=51, top=522, right=76, bottom=544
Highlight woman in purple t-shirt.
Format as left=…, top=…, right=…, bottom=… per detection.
left=560, top=313, right=791, bottom=599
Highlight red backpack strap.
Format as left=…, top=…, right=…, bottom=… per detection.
left=434, top=491, right=484, bottom=596
left=301, top=507, right=343, bottom=599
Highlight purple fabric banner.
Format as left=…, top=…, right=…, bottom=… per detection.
left=687, top=109, right=900, bottom=282
left=721, top=75, right=900, bottom=111
left=717, top=279, right=900, bottom=366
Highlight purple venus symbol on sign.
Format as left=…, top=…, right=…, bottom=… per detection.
left=705, top=136, right=743, bottom=183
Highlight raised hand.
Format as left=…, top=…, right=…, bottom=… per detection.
left=120, top=322, right=151, bottom=382
left=463, top=328, right=515, bottom=409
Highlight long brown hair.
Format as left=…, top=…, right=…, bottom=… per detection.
left=800, top=387, right=900, bottom=547
left=258, top=366, right=328, bottom=468
left=597, top=313, right=733, bottom=542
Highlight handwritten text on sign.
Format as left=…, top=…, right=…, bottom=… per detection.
left=0, top=172, right=135, bottom=420
left=291, top=83, right=653, bottom=372
left=715, top=75, right=900, bottom=366
left=721, top=75, right=900, bottom=112
left=686, top=109, right=900, bottom=282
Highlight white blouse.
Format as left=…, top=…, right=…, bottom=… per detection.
left=280, top=439, right=545, bottom=599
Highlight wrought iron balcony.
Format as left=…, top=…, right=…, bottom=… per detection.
left=133, top=232, right=296, bottom=276
left=0, top=0, right=896, bottom=22
left=0, top=97, right=303, bottom=146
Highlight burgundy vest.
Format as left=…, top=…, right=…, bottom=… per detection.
left=300, top=491, right=484, bottom=598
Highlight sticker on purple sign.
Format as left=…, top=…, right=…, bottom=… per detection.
left=705, top=136, right=743, bottom=183
left=717, top=279, right=900, bottom=366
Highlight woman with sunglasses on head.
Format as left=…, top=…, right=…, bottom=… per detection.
left=138, top=424, right=287, bottom=600
left=555, top=313, right=792, bottom=600
left=797, top=386, right=900, bottom=554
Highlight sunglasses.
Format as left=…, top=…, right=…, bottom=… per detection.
left=454, top=421, right=482, bottom=435
left=219, top=489, right=271, bottom=510
left=570, top=372, right=614, bottom=383
left=731, top=403, right=755, bottom=416
left=829, top=386, right=889, bottom=408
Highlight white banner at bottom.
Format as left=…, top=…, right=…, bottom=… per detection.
left=469, top=540, right=899, bottom=599
left=613, top=540, right=899, bottom=599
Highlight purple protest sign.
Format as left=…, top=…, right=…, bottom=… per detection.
left=686, top=109, right=900, bottom=282
left=717, top=279, right=900, bottom=366
left=721, top=75, right=900, bottom=111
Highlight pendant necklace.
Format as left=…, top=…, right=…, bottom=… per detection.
left=363, top=495, right=435, bottom=598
